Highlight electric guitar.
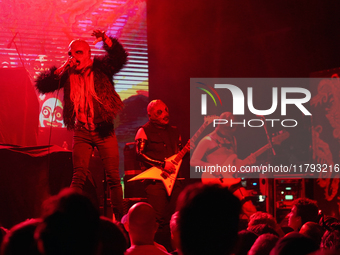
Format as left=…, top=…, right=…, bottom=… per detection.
left=128, top=115, right=218, bottom=196
left=201, top=130, right=290, bottom=187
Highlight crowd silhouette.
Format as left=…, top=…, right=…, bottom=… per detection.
left=0, top=184, right=338, bottom=255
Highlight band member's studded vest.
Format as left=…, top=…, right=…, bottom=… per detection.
left=141, top=121, right=180, bottom=168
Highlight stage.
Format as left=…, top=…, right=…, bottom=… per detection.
left=1, top=0, right=340, bottom=230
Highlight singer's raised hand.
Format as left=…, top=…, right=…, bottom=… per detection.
left=92, top=30, right=105, bottom=44
left=92, top=30, right=105, bottom=40
left=92, top=29, right=112, bottom=47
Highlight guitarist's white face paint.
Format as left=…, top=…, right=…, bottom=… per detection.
left=147, top=100, right=169, bottom=126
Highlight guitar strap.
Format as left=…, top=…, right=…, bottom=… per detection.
left=203, top=133, right=236, bottom=159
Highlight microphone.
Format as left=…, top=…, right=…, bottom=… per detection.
left=58, top=62, right=71, bottom=77
left=7, top=32, right=18, bottom=48
left=55, top=58, right=75, bottom=77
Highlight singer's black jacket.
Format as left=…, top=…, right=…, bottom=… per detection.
left=35, top=38, right=127, bottom=130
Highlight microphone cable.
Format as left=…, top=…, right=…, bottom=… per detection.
left=46, top=72, right=64, bottom=173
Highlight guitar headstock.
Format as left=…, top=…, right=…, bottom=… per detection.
left=272, top=130, right=290, bottom=145
left=203, top=115, right=219, bottom=125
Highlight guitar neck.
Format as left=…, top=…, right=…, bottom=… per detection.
left=191, top=121, right=209, bottom=143
left=172, top=121, right=210, bottom=164
left=253, top=143, right=272, bottom=158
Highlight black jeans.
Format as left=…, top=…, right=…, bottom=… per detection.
left=70, top=125, right=123, bottom=220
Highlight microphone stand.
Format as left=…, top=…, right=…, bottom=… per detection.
left=260, top=116, right=276, bottom=156
left=13, top=40, right=26, bottom=69
left=8, top=32, right=26, bottom=69
left=7, top=32, right=33, bottom=83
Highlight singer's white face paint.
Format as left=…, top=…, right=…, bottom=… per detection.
left=68, top=40, right=92, bottom=70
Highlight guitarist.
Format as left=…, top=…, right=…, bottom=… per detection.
left=191, top=112, right=257, bottom=218
left=135, top=99, right=183, bottom=251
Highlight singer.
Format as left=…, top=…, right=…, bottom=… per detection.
left=190, top=112, right=257, bottom=218
left=35, top=30, right=128, bottom=221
